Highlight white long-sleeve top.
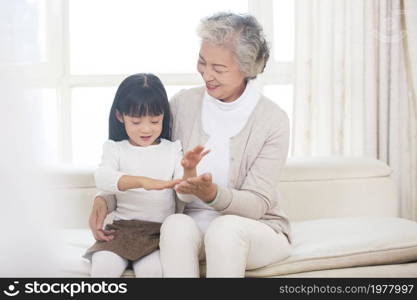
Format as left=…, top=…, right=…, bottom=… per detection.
left=95, top=138, right=188, bottom=223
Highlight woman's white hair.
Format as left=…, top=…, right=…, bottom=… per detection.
left=197, top=12, right=270, bottom=80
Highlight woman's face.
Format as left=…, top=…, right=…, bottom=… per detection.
left=197, top=41, right=247, bottom=102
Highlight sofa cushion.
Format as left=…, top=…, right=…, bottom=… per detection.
left=279, top=178, right=398, bottom=221
left=59, top=217, right=417, bottom=277
left=245, top=217, right=417, bottom=277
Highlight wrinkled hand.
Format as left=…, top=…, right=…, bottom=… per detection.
left=89, top=196, right=114, bottom=242
left=174, top=173, right=217, bottom=203
left=181, top=145, right=210, bottom=169
left=142, top=178, right=182, bottom=191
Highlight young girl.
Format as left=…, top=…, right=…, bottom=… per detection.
left=83, top=73, right=208, bottom=277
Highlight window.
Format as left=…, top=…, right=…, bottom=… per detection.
left=69, top=0, right=248, bottom=74
left=58, top=0, right=295, bottom=164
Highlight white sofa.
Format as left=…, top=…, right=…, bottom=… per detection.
left=49, top=157, right=417, bottom=277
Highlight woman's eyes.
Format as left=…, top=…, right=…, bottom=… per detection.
left=198, top=60, right=226, bottom=74
left=131, top=120, right=160, bottom=125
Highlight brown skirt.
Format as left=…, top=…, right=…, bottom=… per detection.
left=83, top=219, right=161, bottom=261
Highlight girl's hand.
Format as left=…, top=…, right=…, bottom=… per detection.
left=174, top=173, right=217, bottom=203
left=141, top=178, right=182, bottom=190
left=89, top=196, right=114, bottom=242
left=181, top=145, right=210, bottom=169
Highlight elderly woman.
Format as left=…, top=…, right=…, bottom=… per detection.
left=90, top=12, right=292, bottom=277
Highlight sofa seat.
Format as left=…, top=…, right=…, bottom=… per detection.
left=58, top=217, right=417, bottom=277
left=246, top=217, right=417, bottom=277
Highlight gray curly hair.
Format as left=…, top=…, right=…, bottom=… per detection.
left=197, top=12, right=270, bottom=80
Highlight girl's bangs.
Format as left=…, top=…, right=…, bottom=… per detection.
left=127, top=102, right=164, bottom=118
left=120, top=92, right=165, bottom=117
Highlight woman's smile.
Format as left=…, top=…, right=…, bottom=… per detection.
left=206, top=83, right=219, bottom=91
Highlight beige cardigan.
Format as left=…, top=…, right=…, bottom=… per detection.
left=103, top=86, right=292, bottom=243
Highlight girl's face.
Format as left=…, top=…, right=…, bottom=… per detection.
left=197, top=41, right=247, bottom=102
left=116, top=112, right=163, bottom=147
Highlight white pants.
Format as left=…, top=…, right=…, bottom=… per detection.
left=90, top=250, right=162, bottom=278
left=159, top=214, right=291, bottom=277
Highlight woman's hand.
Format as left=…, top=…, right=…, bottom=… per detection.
left=174, top=173, right=217, bottom=203
left=89, top=196, right=114, bottom=242
left=141, top=178, right=182, bottom=190
left=181, top=145, right=210, bottom=169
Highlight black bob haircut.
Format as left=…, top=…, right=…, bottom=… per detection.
left=108, top=73, right=171, bottom=142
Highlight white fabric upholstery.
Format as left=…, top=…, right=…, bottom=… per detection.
left=47, top=157, right=417, bottom=277
left=278, top=157, right=398, bottom=221
left=246, top=218, right=417, bottom=277
left=279, top=178, right=398, bottom=221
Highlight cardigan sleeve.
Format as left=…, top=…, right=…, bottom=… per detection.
left=208, top=109, right=290, bottom=220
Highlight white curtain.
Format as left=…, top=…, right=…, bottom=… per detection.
left=0, top=0, right=61, bottom=276
left=293, top=0, right=417, bottom=220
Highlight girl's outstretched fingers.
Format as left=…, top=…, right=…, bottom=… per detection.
left=169, top=178, right=183, bottom=187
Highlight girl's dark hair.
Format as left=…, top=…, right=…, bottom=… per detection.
left=109, top=73, right=171, bottom=141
